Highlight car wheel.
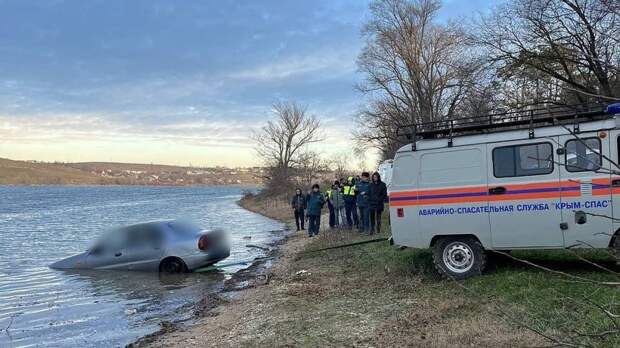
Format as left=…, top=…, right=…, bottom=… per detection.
left=160, top=258, right=187, bottom=274
left=432, top=236, right=486, bottom=280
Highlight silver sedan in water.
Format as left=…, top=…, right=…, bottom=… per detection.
left=50, top=220, right=230, bottom=273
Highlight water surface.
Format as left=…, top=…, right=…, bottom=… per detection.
left=0, top=186, right=284, bottom=347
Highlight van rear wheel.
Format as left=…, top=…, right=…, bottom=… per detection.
left=432, top=237, right=486, bottom=279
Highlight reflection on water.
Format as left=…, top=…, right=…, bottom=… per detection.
left=0, top=186, right=284, bottom=347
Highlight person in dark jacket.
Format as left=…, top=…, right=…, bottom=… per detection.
left=356, top=172, right=371, bottom=233
left=306, top=184, right=325, bottom=237
left=326, top=181, right=337, bottom=228
left=369, top=172, right=388, bottom=235
left=291, top=188, right=306, bottom=231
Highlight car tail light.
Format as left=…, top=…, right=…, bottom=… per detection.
left=198, top=235, right=209, bottom=251
left=397, top=208, right=404, bottom=218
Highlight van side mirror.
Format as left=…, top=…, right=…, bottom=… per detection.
left=574, top=210, right=587, bottom=225
left=556, top=148, right=566, bottom=155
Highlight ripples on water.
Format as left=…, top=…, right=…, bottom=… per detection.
left=0, top=186, right=284, bottom=347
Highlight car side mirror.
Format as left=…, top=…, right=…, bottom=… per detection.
left=556, top=148, right=566, bottom=155
left=89, top=244, right=105, bottom=256
left=575, top=210, right=587, bottom=225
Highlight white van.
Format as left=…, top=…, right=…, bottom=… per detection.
left=378, top=159, right=394, bottom=192
left=389, top=104, right=620, bottom=279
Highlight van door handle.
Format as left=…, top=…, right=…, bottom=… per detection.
left=488, top=186, right=507, bottom=195
left=114, top=252, right=122, bottom=257
left=612, top=179, right=620, bottom=187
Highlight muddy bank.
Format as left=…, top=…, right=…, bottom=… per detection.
left=139, top=196, right=544, bottom=347
left=128, top=198, right=294, bottom=347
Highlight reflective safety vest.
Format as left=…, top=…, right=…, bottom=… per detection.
left=343, top=185, right=356, bottom=196
left=326, top=189, right=332, bottom=199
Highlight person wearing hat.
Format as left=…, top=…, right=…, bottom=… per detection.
left=342, top=176, right=358, bottom=229
left=306, top=183, right=325, bottom=237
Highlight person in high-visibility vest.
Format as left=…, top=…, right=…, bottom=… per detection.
left=342, top=176, right=358, bottom=229
left=325, top=184, right=335, bottom=228
left=326, top=181, right=343, bottom=228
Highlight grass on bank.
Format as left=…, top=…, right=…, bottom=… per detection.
left=239, top=194, right=620, bottom=346
left=293, top=213, right=620, bottom=347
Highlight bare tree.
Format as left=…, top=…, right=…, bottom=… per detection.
left=252, top=101, right=322, bottom=192
left=476, top=0, right=620, bottom=105
left=356, top=0, right=483, bottom=157
left=296, top=151, right=328, bottom=186
left=328, top=152, right=354, bottom=181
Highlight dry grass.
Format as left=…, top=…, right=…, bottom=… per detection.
left=147, top=219, right=544, bottom=347
left=146, top=198, right=620, bottom=347
left=238, top=193, right=293, bottom=222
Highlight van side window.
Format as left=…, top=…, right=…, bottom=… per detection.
left=565, top=137, right=601, bottom=172
left=493, top=143, right=553, bottom=178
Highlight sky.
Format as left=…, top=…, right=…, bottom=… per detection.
left=0, top=0, right=500, bottom=168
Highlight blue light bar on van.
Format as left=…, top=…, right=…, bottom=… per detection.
left=607, top=103, right=620, bottom=114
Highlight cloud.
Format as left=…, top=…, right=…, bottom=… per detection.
left=230, top=49, right=358, bottom=82
left=0, top=112, right=260, bottom=148
left=0, top=0, right=371, bottom=165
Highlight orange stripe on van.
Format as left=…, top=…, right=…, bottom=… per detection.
left=389, top=179, right=590, bottom=206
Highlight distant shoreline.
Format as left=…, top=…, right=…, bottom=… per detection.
left=0, top=157, right=265, bottom=186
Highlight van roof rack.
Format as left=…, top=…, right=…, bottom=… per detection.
left=397, top=103, right=611, bottom=144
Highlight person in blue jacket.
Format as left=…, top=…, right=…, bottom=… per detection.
left=356, top=172, right=371, bottom=233
left=306, top=183, right=325, bottom=237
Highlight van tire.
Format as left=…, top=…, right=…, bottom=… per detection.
left=432, top=236, right=486, bottom=280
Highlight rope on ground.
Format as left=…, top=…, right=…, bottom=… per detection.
left=302, top=237, right=389, bottom=254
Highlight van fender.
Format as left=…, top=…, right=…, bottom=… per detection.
left=608, top=228, right=620, bottom=248
left=429, top=234, right=490, bottom=250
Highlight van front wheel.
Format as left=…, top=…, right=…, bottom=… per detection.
left=432, top=237, right=486, bottom=280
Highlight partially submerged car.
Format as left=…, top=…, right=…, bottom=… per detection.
left=51, top=220, right=230, bottom=273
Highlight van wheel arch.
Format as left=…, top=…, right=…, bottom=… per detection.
left=609, top=229, right=620, bottom=264
left=430, top=234, right=484, bottom=248
left=159, top=257, right=188, bottom=273
left=608, top=228, right=620, bottom=248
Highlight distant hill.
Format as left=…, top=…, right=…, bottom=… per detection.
left=0, top=158, right=110, bottom=185
left=0, top=158, right=264, bottom=186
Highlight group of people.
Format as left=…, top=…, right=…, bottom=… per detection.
left=291, top=172, right=388, bottom=237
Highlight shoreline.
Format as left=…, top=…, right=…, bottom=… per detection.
left=0, top=183, right=262, bottom=188
left=128, top=195, right=299, bottom=347
left=133, top=195, right=550, bottom=347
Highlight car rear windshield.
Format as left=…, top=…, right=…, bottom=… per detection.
left=168, top=221, right=202, bottom=235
